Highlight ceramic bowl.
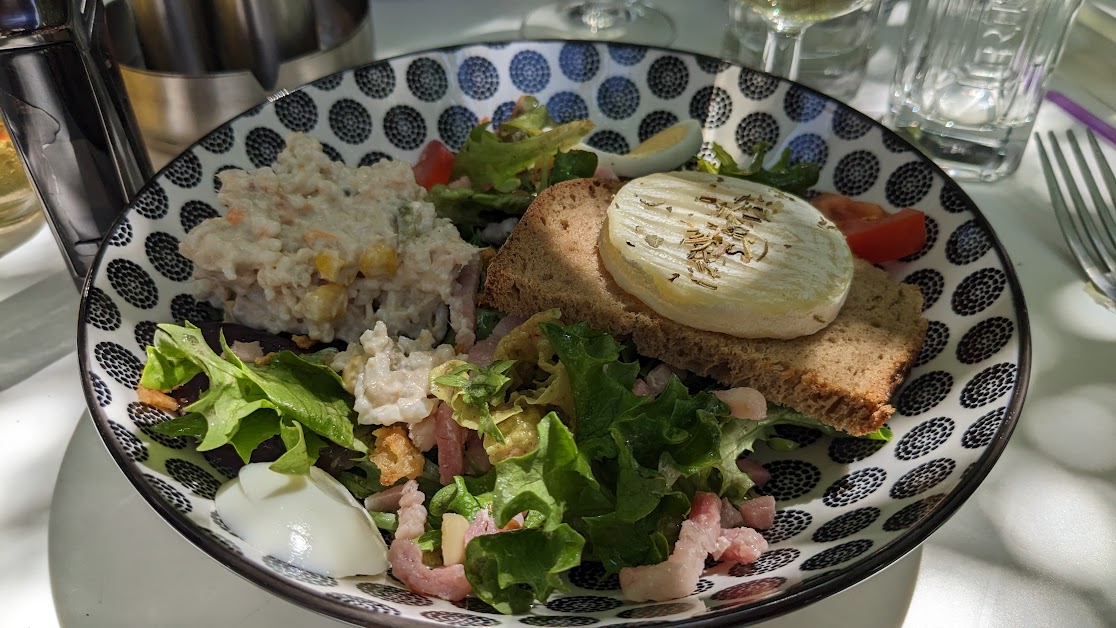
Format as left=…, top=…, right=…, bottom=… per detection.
left=77, top=40, right=1029, bottom=627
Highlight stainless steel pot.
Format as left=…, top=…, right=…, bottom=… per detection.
left=112, top=0, right=374, bottom=162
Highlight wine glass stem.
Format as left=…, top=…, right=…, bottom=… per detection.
left=762, top=25, right=807, bottom=81
left=572, top=1, right=631, bottom=31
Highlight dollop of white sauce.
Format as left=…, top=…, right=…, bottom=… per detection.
left=215, top=463, right=389, bottom=577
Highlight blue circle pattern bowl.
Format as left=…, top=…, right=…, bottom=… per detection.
left=78, top=41, right=1029, bottom=627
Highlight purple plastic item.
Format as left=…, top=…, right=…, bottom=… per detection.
left=1045, top=90, right=1116, bottom=146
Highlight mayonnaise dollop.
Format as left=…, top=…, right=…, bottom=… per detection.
left=599, top=171, right=854, bottom=339
left=215, top=463, right=389, bottom=577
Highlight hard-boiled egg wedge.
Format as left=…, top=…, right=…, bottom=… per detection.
left=580, top=119, right=703, bottom=179
left=215, top=463, right=389, bottom=577
left=598, top=171, right=855, bottom=339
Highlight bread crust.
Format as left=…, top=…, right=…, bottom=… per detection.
left=483, top=178, right=928, bottom=435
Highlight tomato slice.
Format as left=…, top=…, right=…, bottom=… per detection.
left=810, top=193, right=927, bottom=264
left=838, top=208, right=927, bottom=263
left=809, top=192, right=887, bottom=226
left=412, top=140, right=455, bottom=189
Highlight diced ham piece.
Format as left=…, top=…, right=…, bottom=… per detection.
left=713, top=387, right=767, bottom=420
left=463, top=508, right=526, bottom=545
left=720, top=497, right=744, bottom=529
left=644, top=363, right=682, bottom=396
left=619, top=492, right=722, bottom=603
left=713, top=526, right=768, bottom=564
left=633, top=364, right=684, bottom=397
left=450, top=259, right=481, bottom=353
left=465, top=314, right=526, bottom=367
left=363, top=483, right=408, bottom=513
left=394, top=480, right=427, bottom=541
left=388, top=540, right=473, bottom=601
left=738, top=495, right=776, bottom=531
left=736, top=458, right=771, bottom=487
left=387, top=480, right=473, bottom=601
left=434, top=401, right=467, bottom=485
left=619, top=491, right=770, bottom=602
left=464, top=507, right=500, bottom=545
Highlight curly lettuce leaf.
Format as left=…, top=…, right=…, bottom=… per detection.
left=551, top=149, right=598, bottom=185
left=138, top=322, right=363, bottom=474
left=451, top=120, right=594, bottom=192
left=369, top=511, right=398, bottom=532
left=467, top=413, right=600, bottom=613
left=431, top=359, right=517, bottom=444
left=493, top=96, right=554, bottom=140
left=493, top=309, right=575, bottom=419
left=336, top=460, right=384, bottom=500
left=611, top=377, right=726, bottom=476
left=475, top=308, right=505, bottom=342
left=427, top=185, right=534, bottom=227
left=483, top=404, right=544, bottom=463
left=581, top=446, right=688, bottom=571
left=465, top=524, right=585, bottom=614
left=695, top=141, right=820, bottom=195
left=539, top=322, right=646, bottom=460
left=228, top=410, right=282, bottom=462
left=490, top=412, right=608, bottom=529
left=429, top=474, right=494, bottom=526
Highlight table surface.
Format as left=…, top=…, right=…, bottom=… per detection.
left=4, top=2, right=1116, bottom=627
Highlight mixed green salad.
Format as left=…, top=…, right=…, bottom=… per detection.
left=137, top=96, right=891, bottom=613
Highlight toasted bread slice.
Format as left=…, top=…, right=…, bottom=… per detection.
left=483, top=178, right=928, bottom=435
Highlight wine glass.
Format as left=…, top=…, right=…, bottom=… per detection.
left=739, top=0, right=871, bottom=80
left=521, top=1, right=675, bottom=47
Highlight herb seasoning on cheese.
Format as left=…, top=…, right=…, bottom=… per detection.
left=598, top=171, right=854, bottom=339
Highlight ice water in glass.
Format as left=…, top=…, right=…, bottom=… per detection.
left=887, top=0, right=1084, bottom=182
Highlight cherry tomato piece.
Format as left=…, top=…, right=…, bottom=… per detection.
left=412, top=140, right=455, bottom=189
left=840, top=208, right=927, bottom=263
left=810, top=193, right=927, bottom=263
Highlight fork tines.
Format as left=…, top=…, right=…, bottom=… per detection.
left=1035, top=129, right=1116, bottom=302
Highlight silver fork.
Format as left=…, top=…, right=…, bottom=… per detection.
left=1035, top=129, right=1116, bottom=302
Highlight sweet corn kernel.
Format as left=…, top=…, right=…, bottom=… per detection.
left=302, top=283, right=347, bottom=321
left=359, top=243, right=398, bottom=279
left=314, top=250, right=344, bottom=283
left=341, top=353, right=363, bottom=391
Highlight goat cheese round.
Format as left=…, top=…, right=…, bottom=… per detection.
left=598, top=171, right=854, bottom=339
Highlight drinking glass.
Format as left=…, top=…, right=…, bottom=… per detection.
left=734, top=0, right=874, bottom=81
left=0, top=119, right=43, bottom=257
left=521, top=1, right=675, bottom=46
left=727, top=0, right=883, bottom=101
left=887, top=0, right=1085, bottom=182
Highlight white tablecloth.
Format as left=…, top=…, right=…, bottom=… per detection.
left=3, top=1, right=1115, bottom=626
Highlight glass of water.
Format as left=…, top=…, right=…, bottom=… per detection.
left=886, top=0, right=1085, bottom=182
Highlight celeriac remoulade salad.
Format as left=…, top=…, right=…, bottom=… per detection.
left=137, top=97, right=921, bottom=613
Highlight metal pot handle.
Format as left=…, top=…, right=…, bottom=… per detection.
left=0, top=0, right=153, bottom=286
